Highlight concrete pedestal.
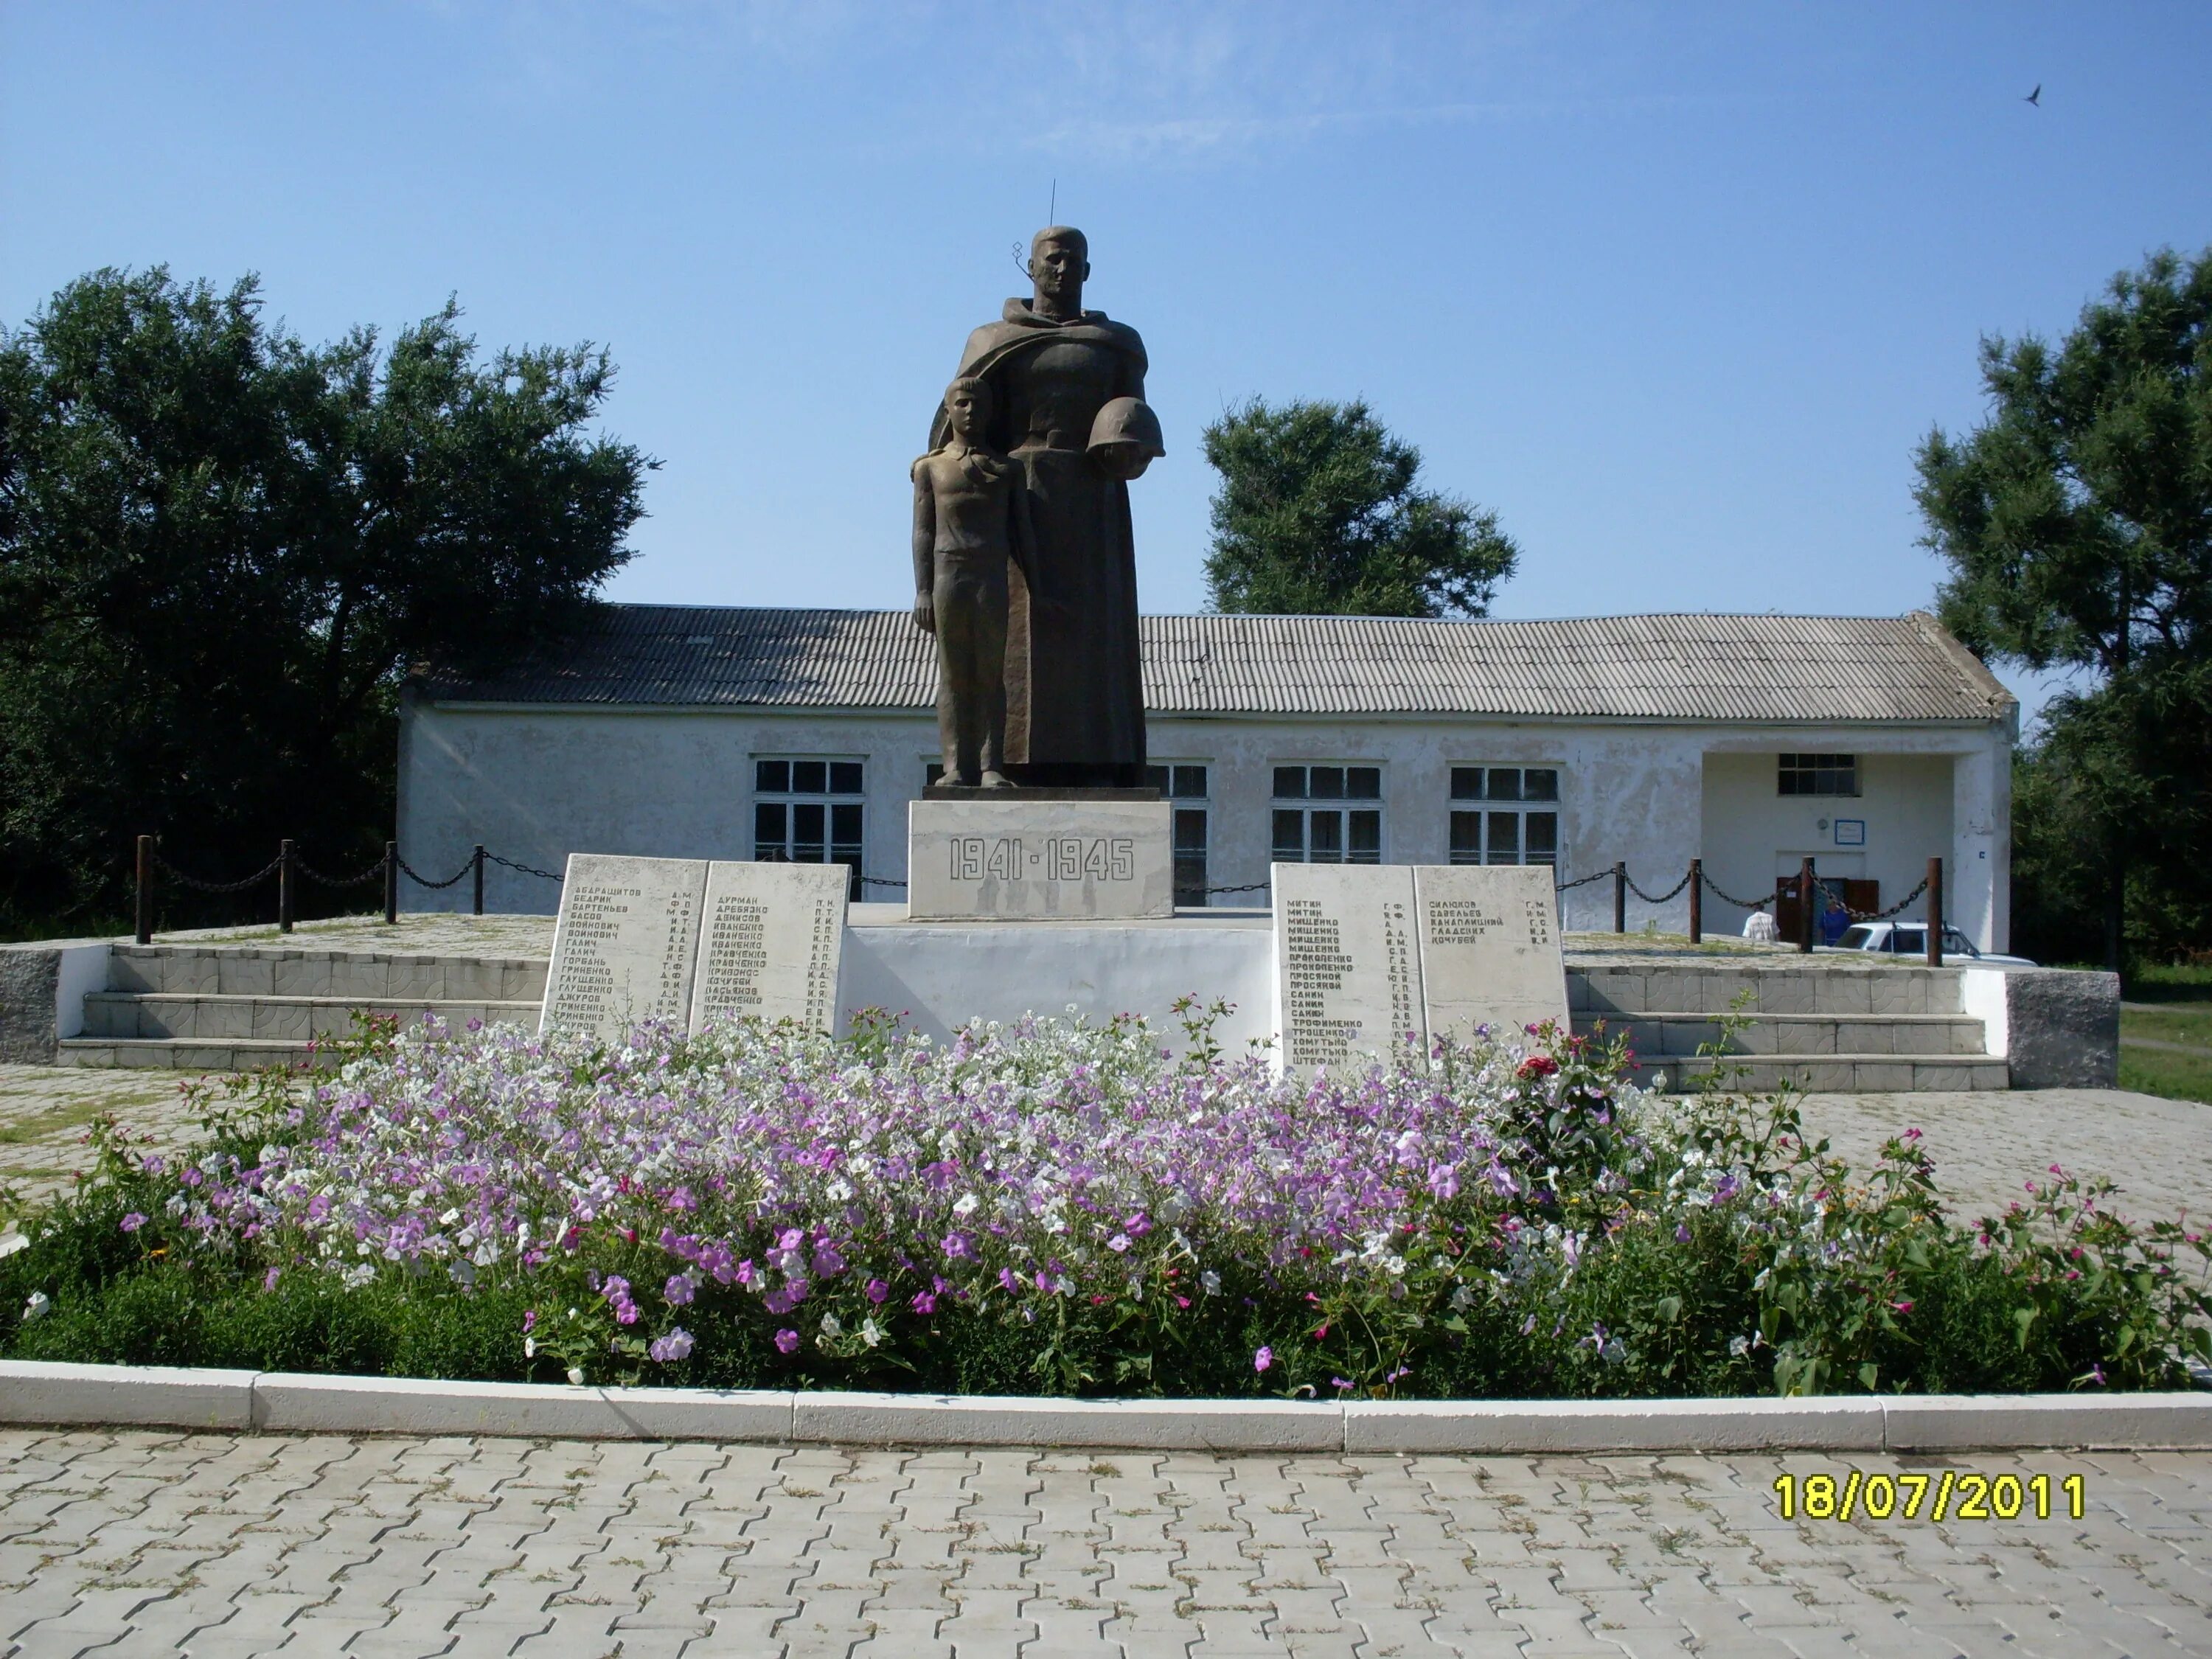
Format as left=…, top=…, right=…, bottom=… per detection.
left=907, top=798, right=1175, bottom=922
left=836, top=903, right=1275, bottom=1052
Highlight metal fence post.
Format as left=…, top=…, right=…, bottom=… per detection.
left=1688, top=858, right=1702, bottom=945
left=473, top=844, right=486, bottom=917
left=1613, top=862, right=1627, bottom=933
left=135, top=835, right=153, bottom=945
left=279, top=839, right=296, bottom=933
left=384, top=841, right=399, bottom=927
left=1927, top=855, right=1944, bottom=967
left=1797, top=858, right=1815, bottom=953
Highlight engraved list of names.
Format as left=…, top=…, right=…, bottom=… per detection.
left=689, top=860, right=849, bottom=1033
left=540, top=855, right=707, bottom=1040
left=1413, top=864, right=1569, bottom=1043
left=1272, top=864, right=1427, bottom=1069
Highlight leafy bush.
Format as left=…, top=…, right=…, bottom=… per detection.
left=4, top=1010, right=2205, bottom=1397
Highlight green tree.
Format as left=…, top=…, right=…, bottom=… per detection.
left=1201, top=397, right=1517, bottom=617
left=1915, top=246, right=2212, bottom=967
left=0, top=266, right=653, bottom=936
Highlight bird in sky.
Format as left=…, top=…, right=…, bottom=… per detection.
left=2025, top=84, right=2042, bottom=105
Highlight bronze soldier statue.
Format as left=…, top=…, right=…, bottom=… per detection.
left=922, top=227, right=1164, bottom=788
left=911, top=375, right=1034, bottom=789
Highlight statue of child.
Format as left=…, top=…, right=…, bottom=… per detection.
left=911, top=375, right=1035, bottom=788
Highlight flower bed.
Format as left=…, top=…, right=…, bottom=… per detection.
left=4, top=1009, right=2206, bottom=1398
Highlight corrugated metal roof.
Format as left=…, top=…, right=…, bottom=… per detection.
left=422, top=605, right=2014, bottom=726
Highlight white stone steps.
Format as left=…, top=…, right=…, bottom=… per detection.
left=1576, top=1012, right=1989, bottom=1058
left=105, top=944, right=547, bottom=1001
left=79, top=992, right=542, bottom=1043
left=1573, top=961, right=1966, bottom=1018
left=1626, top=1053, right=2009, bottom=1093
left=58, top=1037, right=319, bottom=1071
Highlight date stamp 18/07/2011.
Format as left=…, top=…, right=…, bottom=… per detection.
left=1775, top=1470, right=2085, bottom=1523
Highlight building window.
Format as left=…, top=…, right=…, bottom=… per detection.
left=754, top=757, right=864, bottom=896
left=1778, top=754, right=1858, bottom=797
left=1144, top=764, right=1211, bottom=905
left=1273, top=764, right=1382, bottom=864
left=1450, top=766, right=1560, bottom=866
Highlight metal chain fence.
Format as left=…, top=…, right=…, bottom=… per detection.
left=1814, top=873, right=1930, bottom=923
left=482, top=850, right=563, bottom=883
left=1700, top=869, right=1779, bottom=910
left=137, top=838, right=1949, bottom=959
left=150, top=850, right=285, bottom=894
left=396, top=857, right=474, bottom=891
left=295, top=855, right=389, bottom=889
left=1624, top=868, right=1693, bottom=905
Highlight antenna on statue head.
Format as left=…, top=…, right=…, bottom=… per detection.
left=1011, top=184, right=1060, bottom=278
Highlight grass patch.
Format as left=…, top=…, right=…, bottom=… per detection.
left=0, top=1089, right=170, bottom=1148
left=0, top=1063, right=180, bottom=1132
left=2120, top=1044, right=2212, bottom=1106
left=2119, top=962, right=2212, bottom=1105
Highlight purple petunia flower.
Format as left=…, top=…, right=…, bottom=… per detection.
left=773, top=1328, right=799, bottom=1354
left=864, top=1278, right=890, bottom=1304
left=664, top=1273, right=695, bottom=1307
left=1253, top=1346, right=1273, bottom=1373
left=120, top=1213, right=147, bottom=1233
left=649, top=1328, right=694, bottom=1363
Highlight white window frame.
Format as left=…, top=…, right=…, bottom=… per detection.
left=1145, top=762, right=1211, bottom=906
left=752, top=755, right=866, bottom=895
left=1449, top=765, right=1562, bottom=867
left=1272, top=762, right=1385, bottom=865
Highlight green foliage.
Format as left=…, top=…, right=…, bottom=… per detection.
left=0, top=266, right=653, bottom=936
left=1915, top=247, right=2212, bottom=965
left=1201, top=397, right=1517, bottom=618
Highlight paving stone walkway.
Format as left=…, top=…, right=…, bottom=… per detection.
left=2, top=1429, right=2208, bottom=1658
left=1791, top=1088, right=2212, bottom=1229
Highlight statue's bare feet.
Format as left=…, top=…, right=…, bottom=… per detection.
left=979, top=769, right=1012, bottom=790
left=941, top=770, right=974, bottom=788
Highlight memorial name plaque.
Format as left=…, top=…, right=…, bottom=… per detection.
left=908, top=799, right=1174, bottom=921
left=1271, top=863, right=1426, bottom=1071
left=540, top=855, right=707, bottom=1040
left=689, top=860, right=849, bottom=1033
left=1413, top=864, right=1569, bottom=1043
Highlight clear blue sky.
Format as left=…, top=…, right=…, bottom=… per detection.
left=7, top=3, right=2209, bottom=721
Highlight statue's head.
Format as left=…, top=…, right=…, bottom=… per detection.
left=944, top=374, right=992, bottom=441
left=1028, top=226, right=1089, bottom=307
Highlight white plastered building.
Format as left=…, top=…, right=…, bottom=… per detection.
left=396, top=606, right=2018, bottom=949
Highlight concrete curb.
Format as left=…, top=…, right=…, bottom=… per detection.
left=0, top=1359, right=257, bottom=1430
left=3, top=1362, right=2208, bottom=1450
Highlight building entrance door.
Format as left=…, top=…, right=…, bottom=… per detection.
left=1772, top=854, right=1873, bottom=944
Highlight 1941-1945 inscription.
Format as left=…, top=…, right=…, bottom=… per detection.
left=908, top=799, right=1172, bottom=920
